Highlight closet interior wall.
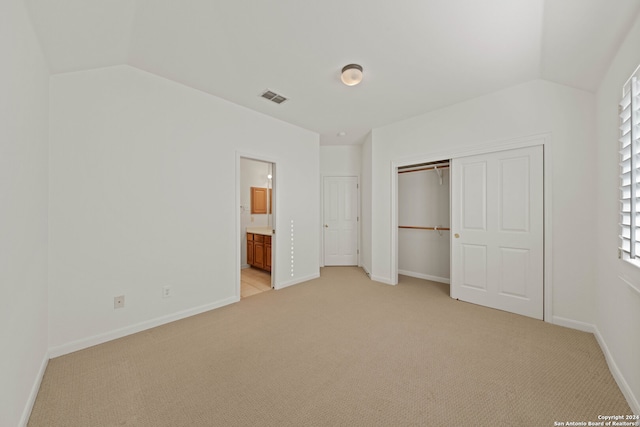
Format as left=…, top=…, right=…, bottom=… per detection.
left=397, top=163, right=450, bottom=284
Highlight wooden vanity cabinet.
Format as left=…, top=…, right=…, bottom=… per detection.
left=247, top=233, right=271, bottom=272
left=247, top=237, right=254, bottom=266
left=265, top=239, right=271, bottom=271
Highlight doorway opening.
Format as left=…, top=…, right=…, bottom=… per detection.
left=397, top=160, right=451, bottom=285
left=239, top=157, right=275, bottom=298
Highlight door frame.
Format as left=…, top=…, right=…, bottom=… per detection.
left=321, top=175, right=360, bottom=267
left=236, top=151, right=279, bottom=299
left=390, top=133, right=553, bottom=322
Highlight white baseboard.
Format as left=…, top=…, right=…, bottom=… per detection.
left=361, top=265, right=371, bottom=277
left=277, top=273, right=320, bottom=290
left=20, top=351, right=49, bottom=427
left=551, top=316, right=595, bottom=333
left=593, top=325, right=640, bottom=415
left=551, top=317, right=638, bottom=414
left=49, top=296, right=239, bottom=358
left=370, top=274, right=395, bottom=285
left=398, top=270, right=450, bottom=284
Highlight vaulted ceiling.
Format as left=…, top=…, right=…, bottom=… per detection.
left=25, top=0, right=640, bottom=145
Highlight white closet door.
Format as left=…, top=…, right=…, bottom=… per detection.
left=451, top=145, right=543, bottom=319
left=324, top=176, right=358, bottom=266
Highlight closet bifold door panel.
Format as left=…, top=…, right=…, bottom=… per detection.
left=451, top=145, right=544, bottom=320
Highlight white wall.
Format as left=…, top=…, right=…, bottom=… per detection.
left=320, top=145, right=362, bottom=176
left=0, top=0, right=50, bottom=425
left=360, top=134, right=373, bottom=275
left=240, top=158, right=272, bottom=267
left=368, top=79, right=597, bottom=326
left=398, top=168, right=450, bottom=283
left=48, top=65, right=319, bottom=354
left=595, top=13, right=640, bottom=414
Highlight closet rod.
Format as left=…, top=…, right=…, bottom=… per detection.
left=398, top=226, right=450, bottom=231
left=398, top=164, right=449, bottom=174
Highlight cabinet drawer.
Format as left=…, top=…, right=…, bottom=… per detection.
left=247, top=233, right=254, bottom=241
left=264, top=236, right=271, bottom=245
left=254, top=234, right=264, bottom=243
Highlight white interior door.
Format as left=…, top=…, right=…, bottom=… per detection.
left=324, top=176, right=358, bottom=266
left=451, top=145, right=543, bottom=319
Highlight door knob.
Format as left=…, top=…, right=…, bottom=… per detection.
left=324, top=224, right=329, bottom=228
left=454, top=233, right=460, bottom=238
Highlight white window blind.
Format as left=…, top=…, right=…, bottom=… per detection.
left=620, top=71, right=640, bottom=259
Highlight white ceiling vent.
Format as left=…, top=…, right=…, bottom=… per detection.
left=260, top=90, right=288, bottom=105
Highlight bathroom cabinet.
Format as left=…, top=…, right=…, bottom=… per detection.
left=250, top=187, right=272, bottom=214
left=247, top=232, right=271, bottom=272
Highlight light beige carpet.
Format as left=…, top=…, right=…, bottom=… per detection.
left=29, top=267, right=631, bottom=426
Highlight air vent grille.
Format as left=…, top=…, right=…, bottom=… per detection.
left=261, top=90, right=288, bottom=104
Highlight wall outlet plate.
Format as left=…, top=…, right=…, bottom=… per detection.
left=114, top=295, right=125, bottom=309
left=162, top=286, right=172, bottom=298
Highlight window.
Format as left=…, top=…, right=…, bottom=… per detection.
left=620, top=67, right=640, bottom=261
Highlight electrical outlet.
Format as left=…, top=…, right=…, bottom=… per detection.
left=162, top=286, right=172, bottom=298
left=114, top=295, right=125, bottom=309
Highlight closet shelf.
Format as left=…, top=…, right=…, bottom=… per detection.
left=398, top=226, right=450, bottom=231
left=397, top=164, right=449, bottom=174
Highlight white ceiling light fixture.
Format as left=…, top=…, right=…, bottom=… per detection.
left=341, top=64, right=363, bottom=86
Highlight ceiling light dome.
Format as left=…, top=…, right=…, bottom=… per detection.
left=341, top=64, right=363, bottom=86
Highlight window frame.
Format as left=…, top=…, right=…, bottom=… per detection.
left=620, top=65, right=640, bottom=266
